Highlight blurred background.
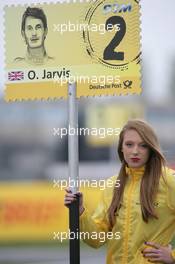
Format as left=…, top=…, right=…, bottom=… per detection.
left=0, top=0, right=175, bottom=263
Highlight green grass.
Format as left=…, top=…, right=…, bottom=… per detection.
left=0, top=238, right=174, bottom=249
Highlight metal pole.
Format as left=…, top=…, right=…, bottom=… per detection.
left=68, top=82, right=80, bottom=264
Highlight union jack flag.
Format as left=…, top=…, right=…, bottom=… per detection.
left=8, top=71, right=24, bottom=81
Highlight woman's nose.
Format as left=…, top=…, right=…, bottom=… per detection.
left=132, top=146, right=139, bottom=154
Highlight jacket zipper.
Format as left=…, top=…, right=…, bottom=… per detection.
left=121, top=176, right=137, bottom=264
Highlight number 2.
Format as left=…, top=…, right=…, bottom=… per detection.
left=103, top=16, right=126, bottom=61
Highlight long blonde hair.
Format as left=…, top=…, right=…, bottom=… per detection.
left=108, top=119, right=166, bottom=228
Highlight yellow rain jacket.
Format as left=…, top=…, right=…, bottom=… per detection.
left=80, top=166, right=175, bottom=264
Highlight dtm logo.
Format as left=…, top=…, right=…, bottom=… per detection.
left=103, top=3, right=132, bottom=14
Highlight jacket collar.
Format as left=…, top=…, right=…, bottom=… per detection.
left=125, top=166, right=145, bottom=180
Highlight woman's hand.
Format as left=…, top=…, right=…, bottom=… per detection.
left=64, top=188, right=85, bottom=215
left=142, top=242, right=175, bottom=263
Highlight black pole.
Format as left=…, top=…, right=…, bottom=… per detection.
left=69, top=195, right=80, bottom=264
left=68, top=82, right=80, bottom=264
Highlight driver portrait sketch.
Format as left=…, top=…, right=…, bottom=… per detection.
left=14, top=7, right=54, bottom=66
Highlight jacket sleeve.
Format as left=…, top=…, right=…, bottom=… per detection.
left=80, top=186, right=111, bottom=248
left=166, top=168, right=175, bottom=213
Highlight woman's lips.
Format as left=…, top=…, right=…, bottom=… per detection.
left=131, top=158, right=141, bottom=162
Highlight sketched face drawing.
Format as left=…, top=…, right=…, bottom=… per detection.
left=22, top=16, right=48, bottom=49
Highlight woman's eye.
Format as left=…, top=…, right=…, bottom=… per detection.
left=126, top=143, right=132, bottom=147
left=140, top=144, right=148, bottom=148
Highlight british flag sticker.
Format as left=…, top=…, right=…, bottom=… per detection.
left=8, top=71, right=24, bottom=81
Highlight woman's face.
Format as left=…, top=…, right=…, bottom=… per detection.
left=122, top=129, right=150, bottom=168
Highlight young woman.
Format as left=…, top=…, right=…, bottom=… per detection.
left=64, top=119, right=175, bottom=264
